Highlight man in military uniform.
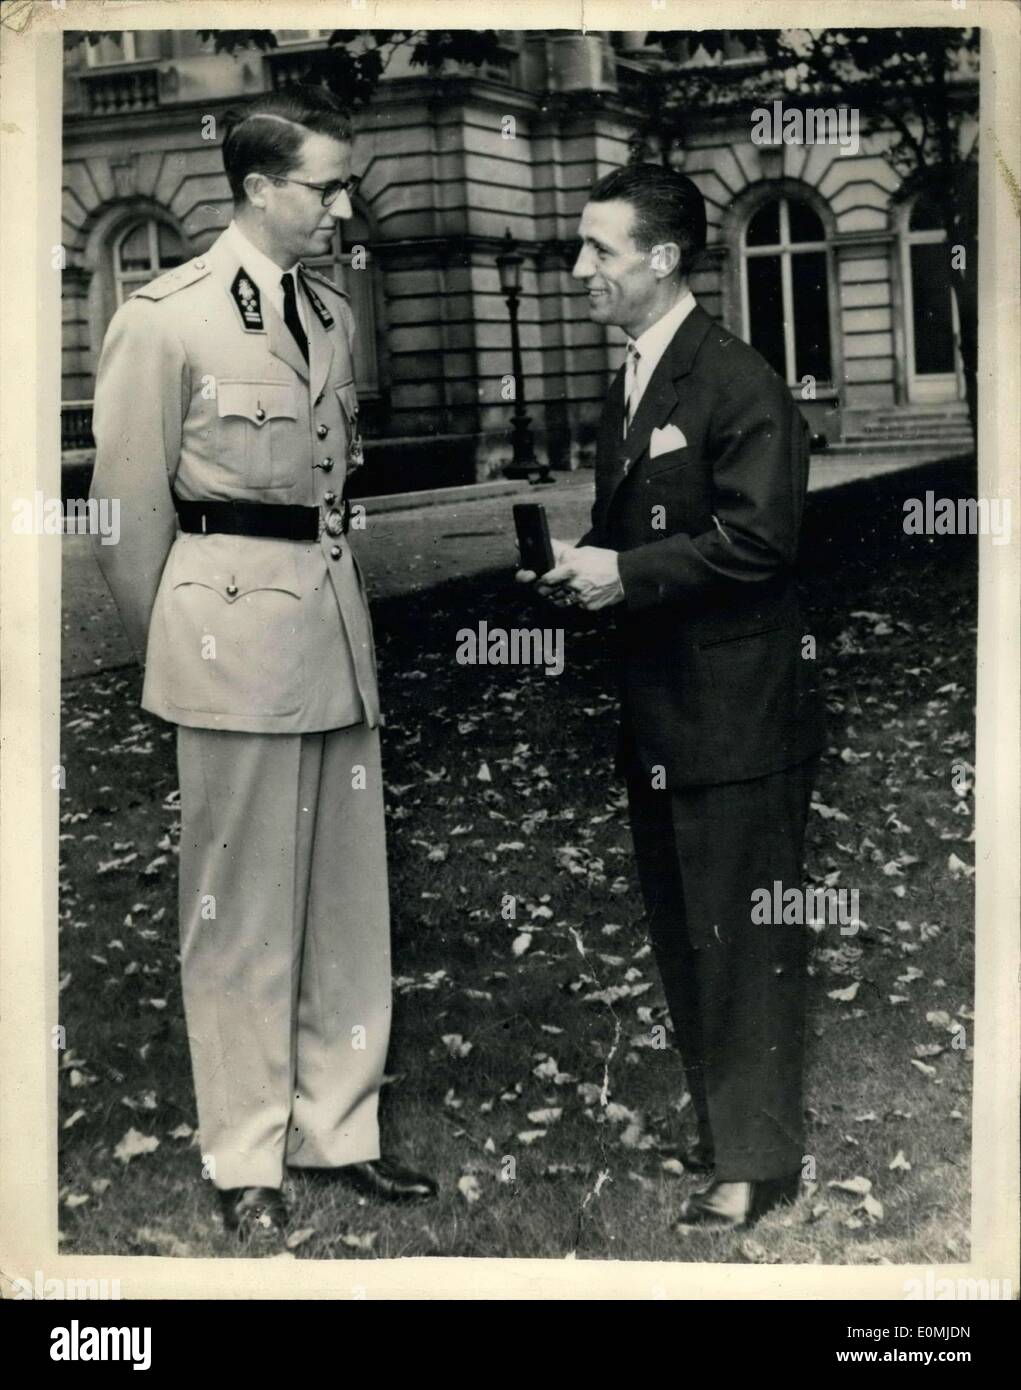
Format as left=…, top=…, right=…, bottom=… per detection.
left=90, top=86, right=436, bottom=1239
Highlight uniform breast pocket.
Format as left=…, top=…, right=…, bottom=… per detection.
left=215, top=379, right=297, bottom=490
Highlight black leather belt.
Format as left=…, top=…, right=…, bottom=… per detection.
left=173, top=496, right=349, bottom=540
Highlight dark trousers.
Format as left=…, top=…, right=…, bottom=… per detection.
left=625, top=747, right=818, bottom=1181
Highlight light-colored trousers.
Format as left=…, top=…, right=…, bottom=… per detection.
left=176, top=722, right=392, bottom=1190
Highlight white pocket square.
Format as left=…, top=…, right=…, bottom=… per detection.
left=650, top=424, right=687, bottom=458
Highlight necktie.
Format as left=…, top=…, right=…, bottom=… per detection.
left=281, top=271, right=309, bottom=364
left=623, top=341, right=641, bottom=437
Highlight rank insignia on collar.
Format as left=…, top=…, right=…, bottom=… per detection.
left=300, top=273, right=335, bottom=329
left=231, top=268, right=265, bottom=332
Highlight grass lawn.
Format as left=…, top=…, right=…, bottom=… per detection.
left=57, top=463, right=976, bottom=1266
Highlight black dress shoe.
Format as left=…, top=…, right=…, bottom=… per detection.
left=218, top=1186, right=287, bottom=1236
left=326, top=1157, right=438, bottom=1202
left=674, top=1174, right=800, bottom=1230
left=653, top=1138, right=715, bottom=1176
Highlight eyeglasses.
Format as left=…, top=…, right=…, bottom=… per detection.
left=266, top=173, right=361, bottom=207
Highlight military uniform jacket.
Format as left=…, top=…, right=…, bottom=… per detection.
left=90, top=227, right=379, bottom=733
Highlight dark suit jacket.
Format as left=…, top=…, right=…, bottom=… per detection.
left=579, top=303, right=825, bottom=788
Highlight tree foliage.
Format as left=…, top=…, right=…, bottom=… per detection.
left=65, top=28, right=510, bottom=109
left=628, top=28, right=980, bottom=429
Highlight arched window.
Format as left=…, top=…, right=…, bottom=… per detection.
left=305, top=207, right=382, bottom=397
left=113, top=219, right=187, bottom=306
left=901, top=192, right=958, bottom=396
left=741, top=196, right=832, bottom=386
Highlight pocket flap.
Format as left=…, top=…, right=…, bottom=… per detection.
left=169, top=536, right=301, bottom=601
left=334, top=380, right=359, bottom=422
left=217, top=380, right=297, bottom=427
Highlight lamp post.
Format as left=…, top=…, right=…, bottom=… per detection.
left=496, top=229, right=551, bottom=483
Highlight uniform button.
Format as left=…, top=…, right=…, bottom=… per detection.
left=329, top=545, right=343, bottom=560
left=323, top=491, right=337, bottom=505
left=194, top=259, right=205, bottom=270
left=316, top=423, right=329, bottom=439
left=318, top=457, right=334, bottom=472
left=325, top=509, right=345, bottom=537
left=254, top=405, right=266, bottom=422
left=225, top=582, right=239, bottom=597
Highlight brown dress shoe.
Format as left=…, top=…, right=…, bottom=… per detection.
left=674, top=1174, right=800, bottom=1230
left=218, top=1185, right=287, bottom=1237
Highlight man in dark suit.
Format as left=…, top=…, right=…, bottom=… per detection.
left=519, top=164, right=825, bottom=1228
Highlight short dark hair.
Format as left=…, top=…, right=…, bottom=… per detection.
left=588, top=164, right=706, bottom=276
left=222, top=85, right=352, bottom=206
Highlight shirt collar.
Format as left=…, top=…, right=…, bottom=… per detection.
left=628, top=289, right=697, bottom=374
left=224, top=220, right=300, bottom=307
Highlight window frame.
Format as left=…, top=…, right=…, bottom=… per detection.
left=893, top=190, right=965, bottom=403
left=112, top=218, right=187, bottom=308
left=739, top=195, right=834, bottom=388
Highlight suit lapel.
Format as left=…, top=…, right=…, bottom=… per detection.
left=599, top=304, right=715, bottom=519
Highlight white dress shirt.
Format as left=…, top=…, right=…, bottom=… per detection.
left=625, top=289, right=697, bottom=420
left=223, top=219, right=308, bottom=333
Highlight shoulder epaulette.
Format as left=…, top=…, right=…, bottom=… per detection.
left=301, top=266, right=350, bottom=301
left=131, top=257, right=212, bottom=302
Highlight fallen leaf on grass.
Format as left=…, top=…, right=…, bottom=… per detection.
left=340, top=1232, right=378, bottom=1251
left=527, top=1108, right=562, bottom=1125
left=458, top=1175, right=482, bottom=1204
left=113, top=1128, right=159, bottom=1164
left=827, top=981, right=860, bottom=1003
left=441, top=1033, right=472, bottom=1059
left=947, top=853, right=974, bottom=879
left=859, top=1193, right=884, bottom=1224
left=532, top=1057, right=575, bottom=1085
left=827, top=1175, right=872, bottom=1196
left=516, top=1130, right=547, bottom=1145
left=285, top=1227, right=317, bottom=1250
left=889, top=1151, right=912, bottom=1172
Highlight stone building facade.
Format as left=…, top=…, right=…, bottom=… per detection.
left=61, top=28, right=974, bottom=496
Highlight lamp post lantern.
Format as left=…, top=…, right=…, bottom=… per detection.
left=496, top=229, right=551, bottom=483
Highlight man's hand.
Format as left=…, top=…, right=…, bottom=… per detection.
left=516, top=538, right=624, bottom=611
